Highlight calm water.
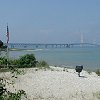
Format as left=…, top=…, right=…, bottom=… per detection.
left=9, top=47, right=100, bottom=71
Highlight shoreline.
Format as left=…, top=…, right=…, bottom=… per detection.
left=8, top=47, right=100, bottom=71
left=49, top=64, right=99, bottom=72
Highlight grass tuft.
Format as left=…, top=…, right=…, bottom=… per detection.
left=95, top=69, right=100, bottom=76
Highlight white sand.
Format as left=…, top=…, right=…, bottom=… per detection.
left=1, top=66, right=100, bottom=100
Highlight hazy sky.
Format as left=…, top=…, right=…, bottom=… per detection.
left=0, top=0, right=100, bottom=44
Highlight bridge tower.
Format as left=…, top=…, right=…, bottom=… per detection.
left=93, top=39, right=96, bottom=44
left=81, top=33, right=83, bottom=44
left=80, top=33, right=83, bottom=47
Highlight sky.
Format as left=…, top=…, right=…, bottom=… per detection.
left=0, top=0, right=100, bottom=44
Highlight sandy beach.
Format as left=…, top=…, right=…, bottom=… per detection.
left=1, top=66, right=100, bottom=100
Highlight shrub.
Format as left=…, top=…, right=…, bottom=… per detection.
left=93, top=92, right=100, bottom=99
left=36, top=60, right=49, bottom=68
left=95, top=69, right=100, bottom=76
left=0, top=57, right=17, bottom=68
left=0, top=88, right=27, bottom=100
left=6, top=90, right=27, bottom=100
left=0, top=57, right=7, bottom=67
left=0, top=54, right=49, bottom=69
left=0, top=55, right=28, bottom=99
left=17, top=54, right=37, bottom=68
left=9, top=59, right=19, bottom=65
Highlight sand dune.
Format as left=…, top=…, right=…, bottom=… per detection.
left=2, top=66, right=100, bottom=100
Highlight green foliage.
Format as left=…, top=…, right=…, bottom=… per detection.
left=0, top=54, right=37, bottom=68
left=0, top=57, right=7, bottom=66
left=0, top=70, right=27, bottom=100
left=0, top=90, right=27, bottom=100
left=36, top=60, right=49, bottom=68
left=0, top=54, right=49, bottom=69
left=0, top=53, right=49, bottom=85
left=0, top=79, right=6, bottom=97
left=9, top=59, right=19, bottom=66
left=0, top=96, right=3, bottom=100
left=17, top=54, right=37, bottom=68
left=0, top=54, right=31, bottom=99
left=95, top=69, right=100, bottom=76
left=93, top=92, right=100, bottom=99
left=6, top=90, right=27, bottom=100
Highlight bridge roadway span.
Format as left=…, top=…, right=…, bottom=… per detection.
left=7, top=43, right=100, bottom=49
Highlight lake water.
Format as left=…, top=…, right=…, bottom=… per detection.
left=8, top=47, right=100, bottom=71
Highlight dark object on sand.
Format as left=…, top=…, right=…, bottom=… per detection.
left=0, top=40, right=3, bottom=47
left=75, top=65, right=83, bottom=77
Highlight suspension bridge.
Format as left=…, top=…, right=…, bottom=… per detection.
left=6, top=43, right=100, bottom=50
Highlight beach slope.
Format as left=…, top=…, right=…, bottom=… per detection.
left=4, top=66, right=100, bottom=100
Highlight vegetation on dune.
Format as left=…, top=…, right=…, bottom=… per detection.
left=36, top=60, right=49, bottom=68
left=0, top=54, right=49, bottom=69
left=0, top=89, right=27, bottom=100
left=95, top=69, right=100, bottom=76
left=93, top=92, right=100, bottom=100
left=16, top=54, right=37, bottom=68
left=0, top=40, right=49, bottom=99
left=0, top=57, right=7, bottom=67
left=0, top=53, right=49, bottom=99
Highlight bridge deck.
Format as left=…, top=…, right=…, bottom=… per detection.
left=5, top=43, right=100, bottom=49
